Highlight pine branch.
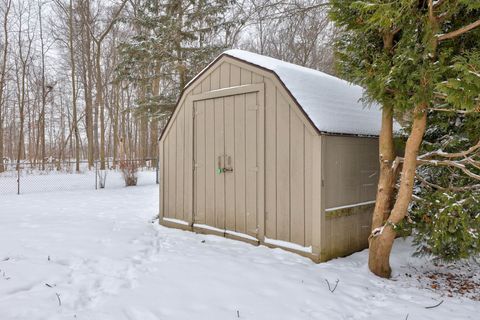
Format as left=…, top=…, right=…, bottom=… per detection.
left=419, top=140, right=480, bottom=159
left=416, top=173, right=480, bottom=191
left=433, top=0, right=448, bottom=10
left=394, top=155, right=480, bottom=181
left=416, top=158, right=480, bottom=181
left=437, top=19, right=480, bottom=41
left=428, top=107, right=478, bottom=114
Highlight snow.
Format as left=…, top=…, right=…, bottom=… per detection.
left=162, top=217, right=189, bottom=226
left=325, top=200, right=377, bottom=212
left=193, top=224, right=259, bottom=242
left=1, top=174, right=479, bottom=319
left=264, top=237, right=313, bottom=254
left=193, top=223, right=226, bottom=233
left=224, top=49, right=384, bottom=136
left=225, top=230, right=258, bottom=242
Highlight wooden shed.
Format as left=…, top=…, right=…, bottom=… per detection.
left=158, top=50, right=380, bottom=262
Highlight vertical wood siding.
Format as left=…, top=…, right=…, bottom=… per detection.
left=320, top=136, right=379, bottom=260
left=160, top=60, right=320, bottom=251
left=324, top=136, right=379, bottom=209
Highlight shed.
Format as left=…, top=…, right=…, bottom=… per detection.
left=158, top=49, right=380, bottom=262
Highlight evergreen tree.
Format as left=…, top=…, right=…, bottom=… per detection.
left=408, top=111, right=480, bottom=261
left=330, top=0, right=480, bottom=277
left=116, top=0, right=233, bottom=123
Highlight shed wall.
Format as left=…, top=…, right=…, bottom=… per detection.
left=320, top=135, right=379, bottom=260
left=160, top=58, right=319, bottom=252
left=324, top=136, right=378, bottom=209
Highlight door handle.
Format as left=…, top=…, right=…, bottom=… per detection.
left=224, top=155, right=234, bottom=173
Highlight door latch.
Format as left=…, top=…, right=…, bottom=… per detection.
left=223, top=155, right=234, bottom=173
left=216, top=155, right=234, bottom=174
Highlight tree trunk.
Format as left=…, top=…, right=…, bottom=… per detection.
left=112, top=83, right=119, bottom=167
left=138, top=83, right=148, bottom=164
left=369, top=104, right=427, bottom=278
left=368, top=32, right=398, bottom=261
left=95, top=42, right=106, bottom=170
left=150, top=63, right=161, bottom=161
left=370, top=106, right=396, bottom=230
left=81, top=0, right=95, bottom=168
left=68, top=0, right=80, bottom=172
left=150, top=119, right=158, bottom=160
left=0, top=0, right=11, bottom=173
left=90, top=0, right=127, bottom=170
left=38, top=2, right=47, bottom=170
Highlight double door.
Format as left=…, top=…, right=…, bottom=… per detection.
left=193, top=91, right=261, bottom=238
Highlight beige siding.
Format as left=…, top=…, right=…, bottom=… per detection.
left=321, top=203, right=374, bottom=260
left=264, top=79, right=277, bottom=239
left=275, top=89, right=290, bottom=242
left=323, top=136, right=379, bottom=209
left=320, top=135, right=379, bottom=261
left=266, top=88, right=315, bottom=247
left=234, top=94, right=246, bottom=233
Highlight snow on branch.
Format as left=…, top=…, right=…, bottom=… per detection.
left=414, top=158, right=480, bottom=181
left=433, top=0, right=448, bottom=10
left=416, top=173, right=480, bottom=191
left=419, top=140, right=480, bottom=159
left=369, top=221, right=397, bottom=239
left=428, top=107, right=479, bottom=114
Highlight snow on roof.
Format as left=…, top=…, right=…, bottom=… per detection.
left=223, top=49, right=383, bottom=136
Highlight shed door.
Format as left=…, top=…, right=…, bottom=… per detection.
left=193, top=92, right=261, bottom=238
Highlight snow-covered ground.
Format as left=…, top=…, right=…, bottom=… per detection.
left=0, top=173, right=478, bottom=319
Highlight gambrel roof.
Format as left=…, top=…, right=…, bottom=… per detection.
left=221, top=50, right=382, bottom=136
left=162, top=49, right=386, bottom=141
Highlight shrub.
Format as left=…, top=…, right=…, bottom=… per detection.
left=119, top=160, right=138, bottom=186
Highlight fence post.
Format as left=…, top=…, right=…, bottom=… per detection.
left=95, top=160, right=98, bottom=190
left=17, top=164, right=20, bottom=195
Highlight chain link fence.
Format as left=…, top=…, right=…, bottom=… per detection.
left=0, top=159, right=158, bottom=196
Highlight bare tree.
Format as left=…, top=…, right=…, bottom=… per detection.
left=238, top=0, right=335, bottom=73
left=14, top=0, right=35, bottom=169
left=0, top=0, right=12, bottom=172
left=86, top=0, right=127, bottom=170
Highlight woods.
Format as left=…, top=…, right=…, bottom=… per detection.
left=0, top=0, right=333, bottom=172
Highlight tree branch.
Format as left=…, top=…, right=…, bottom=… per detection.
left=419, top=140, right=480, bottom=159
left=437, top=19, right=480, bottom=41
left=416, top=173, right=480, bottom=191
left=416, top=158, right=480, bottom=181
left=394, top=155, right=480, bottom=181
left=91, top=0, right=128, bottom=44
left=433, top=0, right=448, bottom=10
left=428, top=107, right=478, bottom=114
